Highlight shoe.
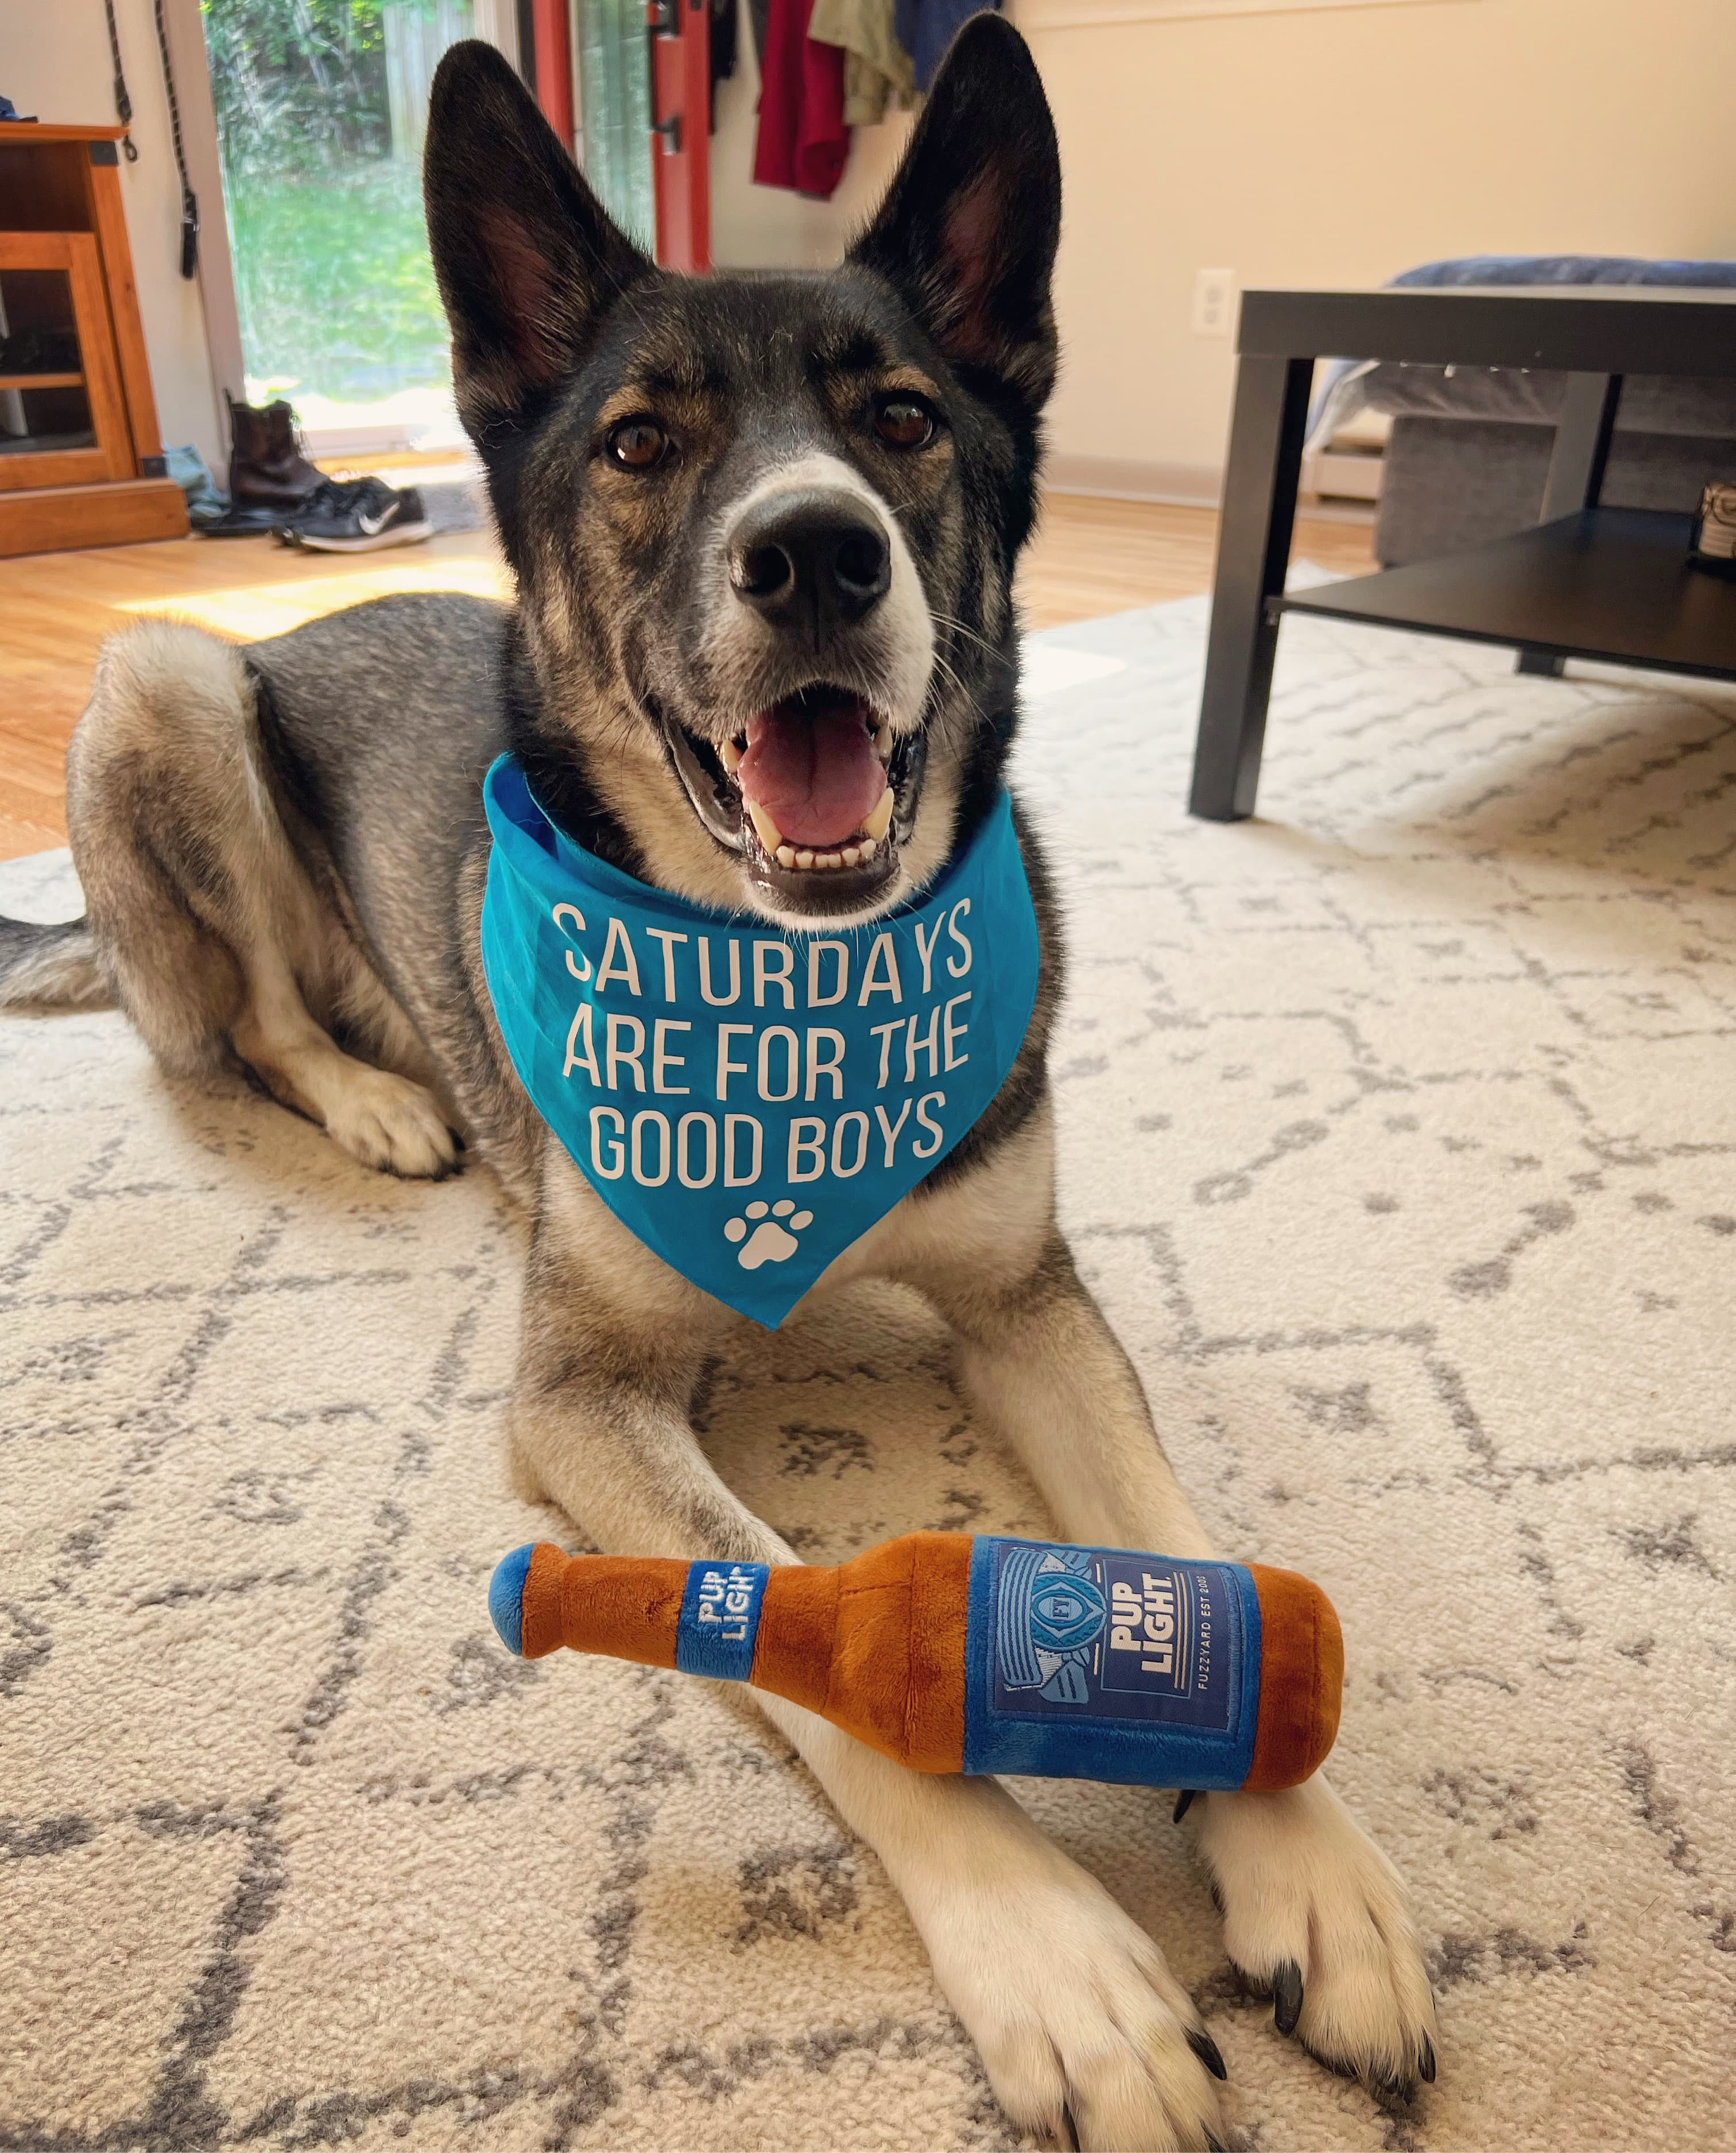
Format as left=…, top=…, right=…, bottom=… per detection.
left=274, top=475, right=433, bottom=552
left=227, top=391, right=323, bottom=514
left=198, top=504, right=284, bottom=538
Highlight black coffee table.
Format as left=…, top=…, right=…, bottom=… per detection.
left=1188, top=286, right=1736, bottom=821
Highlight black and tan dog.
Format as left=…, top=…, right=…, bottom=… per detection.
left=0, top=21, right=1435, bottom=2144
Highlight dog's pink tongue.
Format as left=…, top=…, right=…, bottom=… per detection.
left=738, top=703, right=886, bottom=847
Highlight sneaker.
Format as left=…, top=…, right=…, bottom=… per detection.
left=274, top=476, right=433, bottom=553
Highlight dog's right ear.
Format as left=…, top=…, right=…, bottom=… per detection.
left=424, top=41, right=650, bottom=441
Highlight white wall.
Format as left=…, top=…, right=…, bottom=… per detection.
left=703, top=0, right=1736, bottom=491
left=708, top=21, right=914, bottom=267
left=6, top=0, right=228, bottom=468
left=1027, top=0, right=1736, bottom=490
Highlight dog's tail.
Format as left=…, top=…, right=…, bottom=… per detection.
left=0, top=914, right=113, bottom=1011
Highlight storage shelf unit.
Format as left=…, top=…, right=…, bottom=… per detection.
left=0, top=121, right=188, bottom=556
left=1276, top=508, right=1736, bottom=683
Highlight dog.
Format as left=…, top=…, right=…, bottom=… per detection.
left=0, top=21, right=1435, bottom=2145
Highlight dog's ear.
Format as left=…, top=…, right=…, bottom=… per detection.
left=424, top=41, right=650, bottom=440
left=847, top=15, right=1061, bottom=416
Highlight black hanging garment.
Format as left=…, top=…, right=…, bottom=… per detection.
left=710, top=0, right=738, bottom=130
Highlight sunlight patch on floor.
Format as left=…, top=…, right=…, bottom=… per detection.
left=1021, top=645, right=1128, bottom=697
left=115, top=556, right=510, bottom=641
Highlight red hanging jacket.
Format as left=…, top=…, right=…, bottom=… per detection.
left=753, top=0, right=848, bottom=200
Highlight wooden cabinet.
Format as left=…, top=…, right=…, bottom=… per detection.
left=0, top=122, right=190, bottom=557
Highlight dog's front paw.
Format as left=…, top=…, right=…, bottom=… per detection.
left=915, top=1825, right=1230, bottom=2151
left=1190, top=1774, right=1436, bottom=2098
left=324, top=1068, right=460, bottom=1180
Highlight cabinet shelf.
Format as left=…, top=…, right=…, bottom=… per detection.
left=0, top=370, right=84, bottom=391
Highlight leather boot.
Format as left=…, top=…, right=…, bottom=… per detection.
left=226, top=391, right=323, bottom=512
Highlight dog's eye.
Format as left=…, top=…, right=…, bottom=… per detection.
left=606, top=418, right=669, bottom=471
left=873, top=396, right=936, bottom=449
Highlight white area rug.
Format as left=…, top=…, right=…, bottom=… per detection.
left=4, top=595, right=1734, bottom=2152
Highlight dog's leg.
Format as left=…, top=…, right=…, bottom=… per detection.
left=231, top=944, right=458, bottom=1182
left=512, top=1170, right=1231, bottom=2153
left=896, top=1107, right=1439, bottom=2100
left=67, top=620, right=458, bottom=1181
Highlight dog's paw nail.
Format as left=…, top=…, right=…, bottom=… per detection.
left=1272, top=1959, right=1304, bottom=2036
left=1173, top=1788, right=1195, bottom=1824
left=1420, top=2032, right=1437, bottom=2084
left=1187, top=2027, right=1227, bottom=2081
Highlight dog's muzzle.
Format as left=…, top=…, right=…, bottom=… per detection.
left=659, top=484, right=932, bottom=915
left=662, top=684, right=928, bottom=908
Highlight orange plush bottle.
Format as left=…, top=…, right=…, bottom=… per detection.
left=490, top=1532, right=1342, bottom=1793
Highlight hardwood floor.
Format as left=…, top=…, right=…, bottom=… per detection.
left=0, top=492, right=1374, bottom=860
left=0, top=526, right=509, bottom=859
left=1019, top=491, right=1376, bottom=630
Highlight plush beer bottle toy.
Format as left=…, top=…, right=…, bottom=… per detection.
left=490, top=1533, right=1342, bottom=1793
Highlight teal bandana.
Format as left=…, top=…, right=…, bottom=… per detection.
left=480, top=754, right=1041, bottom=1327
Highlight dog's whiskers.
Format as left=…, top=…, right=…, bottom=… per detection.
left=930, top=608, right=1001, bottom=664
left=928, top=645, right=970, bottom=707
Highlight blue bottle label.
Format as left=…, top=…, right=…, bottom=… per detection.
left=674, top=1559, right=769, bottom=1681
left=963, top=1538, right=1261, bottom=1789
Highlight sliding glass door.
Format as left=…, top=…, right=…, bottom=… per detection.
left=200, top=0, right=657, bottom=448
left=202, top=0, right=491, bottom=448
left=578, top=0, right=654, bottom=253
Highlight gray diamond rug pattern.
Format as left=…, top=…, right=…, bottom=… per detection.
left=3, top=595, right=1733, bottom=2151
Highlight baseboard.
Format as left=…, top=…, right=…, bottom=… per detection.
left=1044, top=454, right=1224, bottom=507
left=0, top=478, right=188, bottom=558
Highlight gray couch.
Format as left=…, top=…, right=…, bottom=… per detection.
left=1309, top=257, right=1736, bottom=567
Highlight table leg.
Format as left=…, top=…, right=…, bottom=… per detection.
left=1539, top=372, right=1623, bottom=522
left=1512, top=371, right=1623, bottom=678
left=1189, top=354, right=1313, bottom=821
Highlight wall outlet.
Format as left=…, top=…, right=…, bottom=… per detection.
left=1192, top=267, right=1237, bottom=339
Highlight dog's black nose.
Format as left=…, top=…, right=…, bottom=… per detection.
left=727, top=488, right=892, bottom=637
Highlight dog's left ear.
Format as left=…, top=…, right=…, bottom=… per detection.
left=848, top=14, right=1061, bottom=416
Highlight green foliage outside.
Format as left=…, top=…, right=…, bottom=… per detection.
left=202, top=0, right=452, bottom=401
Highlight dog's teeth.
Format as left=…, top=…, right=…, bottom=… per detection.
left=775, top=845, right=796, bottom=869
left=721, top=738, right=743, bottom=773
left=747, top=800, right=783, bottom=852
left=796, top=848, right=815, bottom=870
left=858, top=835, right=878, bottom=861
left=842, top=845, right=861, bottom=867
left=862, top=786, right=893, bottom=843
left=818, top=851, right=842, bottom=870
left=874, top=723, right=893, bottom=763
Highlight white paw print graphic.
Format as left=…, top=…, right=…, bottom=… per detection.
left=723, top=1198, right=813, bottom=1270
